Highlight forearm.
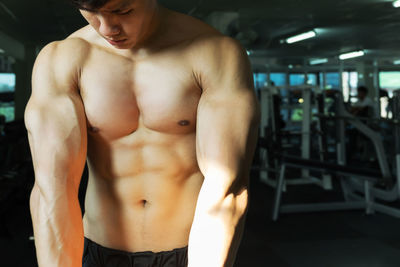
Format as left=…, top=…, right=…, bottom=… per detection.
left=31, top=185, right=84, bottom=267
left=188, top=179, right=248, bottom=267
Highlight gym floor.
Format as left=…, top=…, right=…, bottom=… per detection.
left=1, top=171, right=400, bottom=267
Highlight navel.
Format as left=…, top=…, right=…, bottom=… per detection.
left=141, top=199, right=148, bottom=207
left=178, top=120, right=190, bottom=127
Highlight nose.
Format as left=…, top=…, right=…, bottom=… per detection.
left=98, top=14, right=121, bottom=37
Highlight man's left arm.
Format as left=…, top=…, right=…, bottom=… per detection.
left=188, top=36, right=260, bottom=267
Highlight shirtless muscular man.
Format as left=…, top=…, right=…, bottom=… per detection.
left=25, top=0, right=259, bottom=266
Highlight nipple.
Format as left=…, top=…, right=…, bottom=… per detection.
left=178, top=120, right=190, bottom=127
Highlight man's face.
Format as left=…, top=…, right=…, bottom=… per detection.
left=80, top=0, right=158, bottom=49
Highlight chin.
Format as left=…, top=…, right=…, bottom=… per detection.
left=113, top=41, right=134, bottom=50
left=120, top=40, right=138, bottom=50
left=117, top=44, right=133, bottom=50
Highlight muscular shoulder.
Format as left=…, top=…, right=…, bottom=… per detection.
left=189, top=35, right=250, bottom=90
left=39, top=38, right=89, bottom=64
left=33, top=38, right=90, bottom=94
left=191, top=34, right=246, bottom=64
left=172, top=11, right=247, bottom=78
left=38, top=37, right=90, bottom=66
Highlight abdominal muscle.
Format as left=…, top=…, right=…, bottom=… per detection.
left=82, top=131, right=204, bottom=253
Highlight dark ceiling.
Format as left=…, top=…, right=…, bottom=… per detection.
left=1, top=0, right=400, bottom=63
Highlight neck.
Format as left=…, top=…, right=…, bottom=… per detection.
left=130, top=5, right=166, bottom=54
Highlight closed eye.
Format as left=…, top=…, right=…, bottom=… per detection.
left=117, top=9, right=133, bottom=15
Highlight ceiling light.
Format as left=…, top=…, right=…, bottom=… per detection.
left=309, top=58, right=328, bottom=65
left=0, top=48, right=4, bottom=54
left=286, top=31, right=317, bottom=44
left=393, top=0, right=400, bottom=8
left=394, top=59, right=400, bottom=65
left=339, top=50, right=365, bottom=60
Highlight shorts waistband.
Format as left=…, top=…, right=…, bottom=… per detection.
left=84, top=237, right=188, bottom=256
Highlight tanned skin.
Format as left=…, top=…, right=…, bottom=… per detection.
left=25, top=0, right=260, bottom=266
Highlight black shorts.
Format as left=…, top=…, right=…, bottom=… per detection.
left=82, top=237, right=188, bottom=267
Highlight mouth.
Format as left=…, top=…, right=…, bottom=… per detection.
left=106, top=38, right=127, bottom=46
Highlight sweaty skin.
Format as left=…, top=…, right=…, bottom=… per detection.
left=25, top=0, right=259, bottom=266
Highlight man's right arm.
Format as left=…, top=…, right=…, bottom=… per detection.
left=25, top=39, right=88, bottom=267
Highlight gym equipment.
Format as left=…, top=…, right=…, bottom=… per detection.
left=258, top=85, right=332, bottom=190
left=273, top=155, right=386, bottom=221
left=271, top=91, right=400, bottom=220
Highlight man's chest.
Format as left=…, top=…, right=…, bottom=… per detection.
left=79, top=49, right=201, bottom=140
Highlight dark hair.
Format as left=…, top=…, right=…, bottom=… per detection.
left=357, top=86, right=368, bottom=95
left=69, top=0, right=111, bottom=10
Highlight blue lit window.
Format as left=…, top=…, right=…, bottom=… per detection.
left=270, top=73, right=286, bottom=86
left=0, top=73, right=15, bottom=93
left=307, top=73, right=317, bottom=85
left=0, top=73, right=16, bottom=122
left=253, top=73, right=268, bottom=89
left=325, top=72, right=340, bottom=89
left=289, top=73, right=306, bottom=86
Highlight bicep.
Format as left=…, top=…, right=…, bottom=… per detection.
left=195, top=37, right=259, bottom=189
left=196, top=89, right=259, bottom=184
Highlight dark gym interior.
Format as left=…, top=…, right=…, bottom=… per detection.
left=1, top=0, right=400, bottom=266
